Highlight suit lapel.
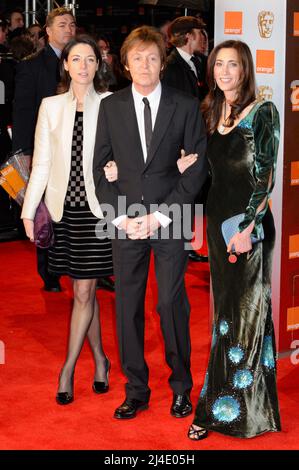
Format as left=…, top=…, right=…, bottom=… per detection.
left=175, top=49, right=192, bottom=72
left=144, top=86, right=176, bottom=170
left=83, top=89, right=100, bottom=180
left=62, top=93, right=77, bottom=179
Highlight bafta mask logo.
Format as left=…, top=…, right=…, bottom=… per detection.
left=258, top=11, right=274, bottom=38
left=258, top=85, right=273, bottom=101
left=290, top=80, right=299, bottom=111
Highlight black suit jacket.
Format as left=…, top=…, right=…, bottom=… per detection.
left=12, top=45, right=59, bottom=153
left=162, top=48, right=208, bottom=102
left=93, top=85, right=207, bottom=223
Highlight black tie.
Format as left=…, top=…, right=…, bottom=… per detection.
left=190, top=55, right=202, bottom=80
left=142, top=97, right=152, bottom=154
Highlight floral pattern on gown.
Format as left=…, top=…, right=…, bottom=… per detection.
left=193, top=100, right=281, bottom=438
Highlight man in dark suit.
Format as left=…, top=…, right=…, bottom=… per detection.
left=162, top=16, right=208, bottom=102
left=93, top=26, right=207, bottom=420
left=12, top=7, right=76, bottom=292
left=162, top=16, right=210, bottom=263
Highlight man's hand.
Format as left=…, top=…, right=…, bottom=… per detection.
left=177, top=149, right=198, bottom=174
left=104, top=160, right=118, bottom=182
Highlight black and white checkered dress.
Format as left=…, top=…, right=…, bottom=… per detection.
left=48, top=111, right=113, bottom=279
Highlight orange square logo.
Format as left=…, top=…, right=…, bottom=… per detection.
left=294, top=12, right=299, bottom=36
left=287, top=306, right=299, bottom=331
left=256, top=50, right=275, bottom=74
left=224, top=12, right=243, bottom=35
left=291, top=162, right=299, bottom=185
left=289, top=234, right=299, bottom=259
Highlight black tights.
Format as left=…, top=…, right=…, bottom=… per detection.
left=58, top=279, right=107, bottom=393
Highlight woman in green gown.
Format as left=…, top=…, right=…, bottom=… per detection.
left=187, top=40, right=281, bottom=440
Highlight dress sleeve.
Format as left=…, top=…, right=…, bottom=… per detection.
left=238, top=101, right=280, bottom=237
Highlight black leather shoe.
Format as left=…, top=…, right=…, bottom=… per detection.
left=170, top=393, right=192, bottom=418
left=44, top=282, right=62, bottom=292
left=188, top=250, right=208, bottom=262
left=97, top=276, right=115, bottom=292
left=114, top=398, right=149, bottom=419
left=92, top=357, right=110, bottom=394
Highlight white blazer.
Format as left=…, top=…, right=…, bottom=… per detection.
left=21, top=86, right=111, bottom=222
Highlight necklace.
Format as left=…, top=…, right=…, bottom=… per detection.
left=218, top=101, right=229, bottom=134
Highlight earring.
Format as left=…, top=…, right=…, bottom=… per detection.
left=213, top=80, right=217, bottom=90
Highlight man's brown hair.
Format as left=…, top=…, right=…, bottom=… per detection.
left=46, top=7, right=75, bottom=28
left=120, top=25, right=166, bottom=74
left=168, top=16, right=206, bottom=48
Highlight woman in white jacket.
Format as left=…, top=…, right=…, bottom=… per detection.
left=22, top=35, right=114, bottom=405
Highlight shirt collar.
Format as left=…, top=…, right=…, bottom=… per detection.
left=176, top=47, right=193, bottom=64
left=132, top=81, right=162, bottom=105
left=67, top=82, right=97, bottom=102
left=49, top=43, right=62, bottom=58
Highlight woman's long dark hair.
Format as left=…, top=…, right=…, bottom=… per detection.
left=202, top=40, right=256, bottom=135
left=57, top=35, right=106, bottom=94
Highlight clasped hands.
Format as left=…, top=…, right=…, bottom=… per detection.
left=119, top=214, right=160, bottom=240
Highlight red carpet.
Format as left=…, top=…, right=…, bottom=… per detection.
left=0, top=240, right=298, bottom=450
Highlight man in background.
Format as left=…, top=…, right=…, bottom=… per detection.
left=7, top=8, right=24, bottom=33
left=162, top=16, right=209, bottom=262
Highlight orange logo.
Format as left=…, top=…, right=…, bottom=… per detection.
left=290, top=80, right=299, bottom=111
left=291, top=162, right=299, bottom=185
left=289, top=234, right=299, bottom=259
left=287, top=307, right=299, bottom=331
left=256, top=50, right=275, bottom=74
left=294, top=12, right=299, bottom=36
left=224, top=12, right=243, bottom=35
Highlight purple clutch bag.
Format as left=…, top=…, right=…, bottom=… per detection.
left=33, top=200, right=54, bottom=249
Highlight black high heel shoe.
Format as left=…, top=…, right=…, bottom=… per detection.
left=92, top=357, right=110, bottom=394
left=56, top=371, right=74, bottom=405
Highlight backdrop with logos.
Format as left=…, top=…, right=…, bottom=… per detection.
left=214, top=0, right=299, bottom=353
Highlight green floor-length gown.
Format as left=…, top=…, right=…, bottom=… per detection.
left=193, top=100, right=281, bottom=438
